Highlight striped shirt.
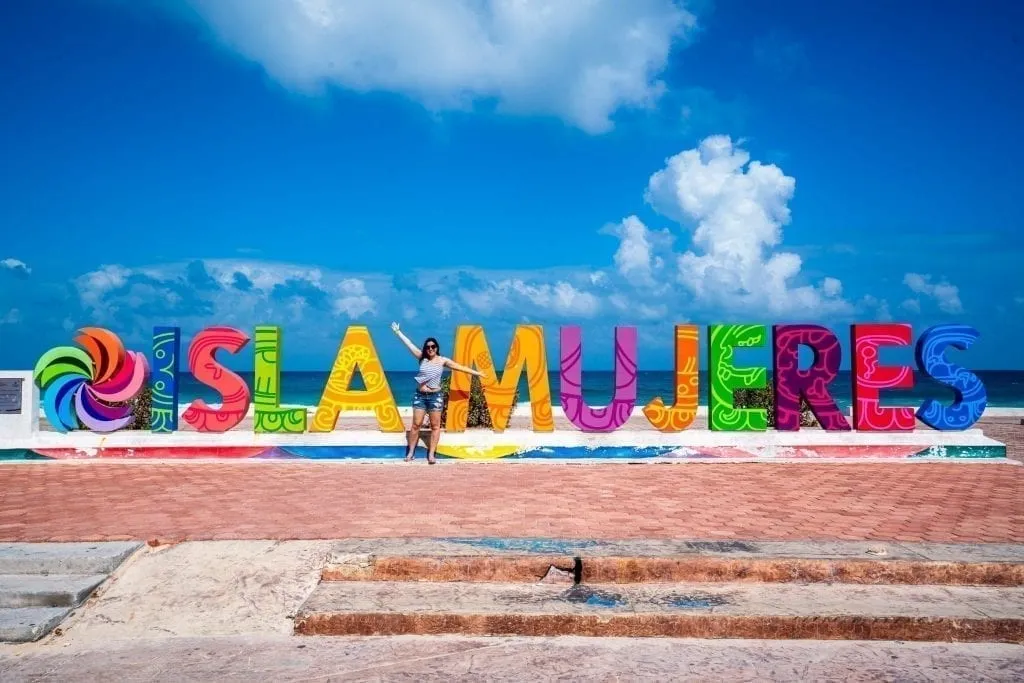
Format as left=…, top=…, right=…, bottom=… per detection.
left=414, top=357, right=447, bottom=390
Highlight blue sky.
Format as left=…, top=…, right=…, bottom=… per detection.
left=1, top=0, right=1021, bottom=371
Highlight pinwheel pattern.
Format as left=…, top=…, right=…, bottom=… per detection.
left=33, top=327, right=150, bottom=433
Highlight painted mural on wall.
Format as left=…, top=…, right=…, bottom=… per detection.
left=31, top=322, right=988, bottom=437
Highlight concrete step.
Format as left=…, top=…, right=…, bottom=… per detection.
left=0, top=542, right=140, bottom=643
left=0, top=542, right=140, bottom=575
left=0, top=573, right=107, bottom=608
left=295, top=581, right=1024, bottom=643
left=322, top=538, right=1024, bottom=587
left=323, top=553, right=1024, bottom=586
left=0, top=606, right=71, bottom=643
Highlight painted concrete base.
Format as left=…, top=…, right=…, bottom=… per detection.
left=0, top=428, right=1008, bottom=461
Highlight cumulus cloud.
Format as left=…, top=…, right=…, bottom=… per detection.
left=601, top=215, right=673, bottom=287
left=1, top=258, right=32, bottom=277
left=637, top=135, right=851, bottom=317
left=158, top=0, right=697, bottom=133
left=902, top=272, right=963, bottom=314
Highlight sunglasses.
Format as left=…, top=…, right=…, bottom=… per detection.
left=425, top=344, right=437, bottom=350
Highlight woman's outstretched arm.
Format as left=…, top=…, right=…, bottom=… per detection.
left=390, top=322, right=422, bottom=359
left=444, top=358, right=485, bottom=378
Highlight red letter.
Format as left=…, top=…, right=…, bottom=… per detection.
left=182, top=326, right=251, bottom=433
left=851, top=323, right=915, bottom=431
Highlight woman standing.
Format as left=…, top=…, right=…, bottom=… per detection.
left=390, top=322, right=484, bottom=463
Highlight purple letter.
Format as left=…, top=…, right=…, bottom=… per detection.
left=772, top=324, right=851, bottom=431
left=559, top=326, right=637, bottom=432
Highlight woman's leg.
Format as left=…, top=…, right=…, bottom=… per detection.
left=406, top=408, right=426, bottom=460
left=426, top=410, right=442, bottom=463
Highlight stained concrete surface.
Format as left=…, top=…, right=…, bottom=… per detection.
left=44, top=540, right=333, bottom=645
left=1, top=635, right=1022, bottom=681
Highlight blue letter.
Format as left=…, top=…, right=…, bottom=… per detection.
left=914, top=324, right=986, bottom=430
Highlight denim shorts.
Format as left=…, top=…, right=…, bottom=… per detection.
left=412, top=390, right=444, bottom=413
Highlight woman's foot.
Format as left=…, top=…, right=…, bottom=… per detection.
left=404, top=453, right=415, bottom=462
left=427, top=456, right=436, bottom=465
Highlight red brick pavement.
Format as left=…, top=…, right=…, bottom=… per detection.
left=0, top=462, right=1020, bottom=543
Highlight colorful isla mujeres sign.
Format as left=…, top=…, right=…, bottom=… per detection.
left=33, top=323, right=987, bottom=435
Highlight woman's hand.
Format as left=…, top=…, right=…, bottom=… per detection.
left=391, top=322, right=400, bottom=333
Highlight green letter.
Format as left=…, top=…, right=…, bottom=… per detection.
left=253, top=325, right=307, bottom=433
left=708, top=324, right=767, bottom=431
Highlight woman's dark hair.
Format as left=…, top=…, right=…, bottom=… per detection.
left=421, top=337, right=440, bottom=359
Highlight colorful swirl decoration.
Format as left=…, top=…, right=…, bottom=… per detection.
left=33, top=327, right=150, bottom=433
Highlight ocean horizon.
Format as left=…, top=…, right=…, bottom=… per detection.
left=157, top=370, right=1024, bottom=410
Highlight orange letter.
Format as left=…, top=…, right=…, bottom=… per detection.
left=446, top=324, right=553, bottom=432
left=643, top=325, right=699, bottom=432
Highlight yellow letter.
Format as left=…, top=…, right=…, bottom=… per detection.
left=643, top=325, right=699, bottom=432
left=311, top=326, right=403, bottom=432
left=446, top=324, right=553, bottom=432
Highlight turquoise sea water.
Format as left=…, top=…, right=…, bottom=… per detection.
left=169, top=370, right=1024, bottom=410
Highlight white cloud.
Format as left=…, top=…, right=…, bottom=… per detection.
left=0, top=308, right=21, bottom=325
left=458, top=277, right=601, bottom=318
left=434, top=295, right=453, bottom=319
left=74, top=259, right=381, bottom=347
left=163, top=0, right=697, bottom=133
left=77, top=264, right=131, bottom=307
left=901, top=298, right=922, bottom=314
left=609, top=294, right=666, bottom=320
left=601, top=215, right=673, bottom=286
left=635, top=135, right=851, bottom=317
left=903, top=273, right=963, bottom=314
left=860, top=295, right=893, bottom=322
left=1, top=258, right=31, bottom=276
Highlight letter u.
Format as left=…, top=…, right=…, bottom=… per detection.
left=559, top=326, right=637, bottom=432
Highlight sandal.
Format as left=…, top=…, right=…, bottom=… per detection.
left=427, top=457, right=437, bottom=465
left=404, top=453, right=415, bottom=462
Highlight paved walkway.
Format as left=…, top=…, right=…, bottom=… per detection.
left=0, top=462, right=1019, bottom=543
left=4, top=634, right=1022, bottom=681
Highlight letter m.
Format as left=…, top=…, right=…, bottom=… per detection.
left=446, top=324, right=554, bottom=432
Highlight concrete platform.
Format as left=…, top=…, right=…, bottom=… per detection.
left=295, top=580, right=1024, bottom=642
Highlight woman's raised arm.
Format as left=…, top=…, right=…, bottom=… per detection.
left=390, top=322, right=422, bottom=359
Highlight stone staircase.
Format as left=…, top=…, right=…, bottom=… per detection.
left=0, top=542, right=140, bottom=643
left=294, top=539, right=1024, bottom=643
